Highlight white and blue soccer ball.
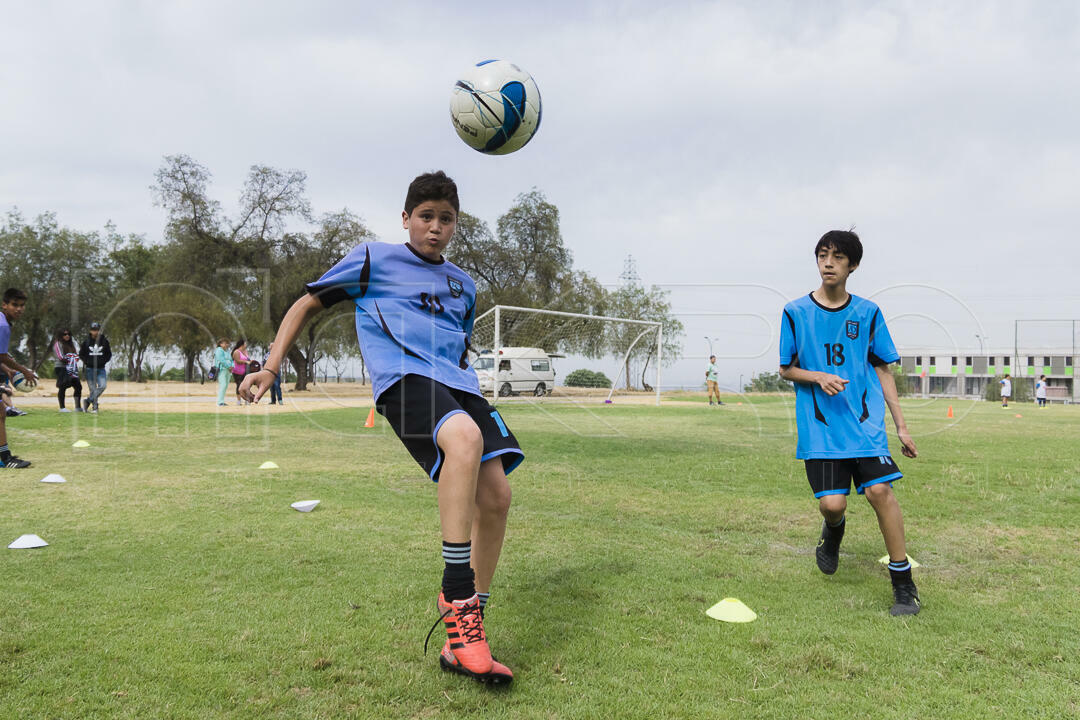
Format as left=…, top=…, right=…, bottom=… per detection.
left=450, top=59, right=542, bottom=155
left=10, top=371, right=32, bottom=392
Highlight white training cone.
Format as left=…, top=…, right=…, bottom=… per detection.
left=72, top=440, right=90, bottom=448
left=290, top=500, right=320, bottom=513
left=8, top=534, right=48, bottom=549
left=259, top=461, right=279, bottom=470
left=878, top=555, right=921, bottom=569
left=40, top=474, right=66, bottom=483
left=706, top=597, right=757, bottom=623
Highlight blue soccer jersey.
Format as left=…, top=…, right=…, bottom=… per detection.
left=305, top=242, right=480, bottom=402
left=779, top=293, right=900, bottom=459
left=0, top=313, right=10, bottom=355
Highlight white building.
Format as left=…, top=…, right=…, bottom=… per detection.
left=898, top=349, right=1075, bottom=402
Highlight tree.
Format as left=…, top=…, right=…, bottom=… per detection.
left=606, top=256, right=684, bottom=390
left=450, top=192, right=610, bottom=357
left=744, top=372, right=794, bottom=393
left=100, top=235, right=165, bottom=382
left=150, top=156, right=371, bottom=390
left=0, top=209, right=109, bottom=371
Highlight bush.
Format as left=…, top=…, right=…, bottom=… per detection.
left=161, top=368, right=186, bottom=382
left=985, top=375, right=1031, bottom=403
left=565, top=369, right=612, bottom=388
left=743, top=371, right=793, bottom=393
left=892, top=366, right=910, bottom=397
left=108, top=368, right=128, bottom=381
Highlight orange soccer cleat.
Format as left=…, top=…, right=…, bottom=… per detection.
left=431, top=593, right=493, bottom=678
left=439, top=639, right=514, bottom=685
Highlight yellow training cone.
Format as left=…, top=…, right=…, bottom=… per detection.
left=259, top=461, right=279, bottom=470
left=706, top=597, right=757, bottom=623
left=72, top=440, right=90, bottom=448
left=878, top=555, right=921, bottom=569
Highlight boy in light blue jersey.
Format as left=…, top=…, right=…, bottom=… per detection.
left=779, top=230, right=921, bottom=616
left=241, top=172, right=520, bottom=684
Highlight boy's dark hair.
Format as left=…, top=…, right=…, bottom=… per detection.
left=404, top=171, right=459, bottom=215
left=815, top=230, right=863, bottom=268
left=2, top=288, right=27, bottom=304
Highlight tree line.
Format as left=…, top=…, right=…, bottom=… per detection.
left=0, top=155, right=682, bottom=389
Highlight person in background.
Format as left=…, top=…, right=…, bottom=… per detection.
left=231, top=339, right=250, bottom=405
left=1000, top=373, right=1011, bottom=408
left=53, top=329, right=83, bottom=413
left=705, top=354, right=723, bottom=406
left=1035, top=374, right=1047, bottom=408
left=214, top=338, right=232, bottom=406
left=79, top=322, right=111, bottom=413
left=264, top=343, right=283, bottom=405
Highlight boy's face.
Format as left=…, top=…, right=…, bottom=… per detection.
left=816, top=244, right=857, bottom=289
left=2, top=299, right=26, bottom=321
left=403, top=200, right=457, bottom=260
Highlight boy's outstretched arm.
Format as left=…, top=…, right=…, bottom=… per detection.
left=875, top=364, right=917, bottom=458
left=0, top=353, right=37, bottom=385
left=780, top=364, right=849, bottom=396
left=239, top=293, right=324, bottom=403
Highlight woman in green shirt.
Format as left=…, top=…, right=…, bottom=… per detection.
left=214, top=338, right=232, bottom=406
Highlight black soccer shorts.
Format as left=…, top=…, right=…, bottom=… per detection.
left=804, top=456, right=902, bottom=498
left=377, top=374, right=524, bottom=482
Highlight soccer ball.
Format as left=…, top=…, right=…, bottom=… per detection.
left=450, top=60, right=542, bottom=155
left=10, top=371, right=32, bottom=392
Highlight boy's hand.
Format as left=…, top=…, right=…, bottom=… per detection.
left=22, top=368, right=38, bottom=386
left=239, top=369, right=276, bottom=404
left=815, top=372, right=848, bottom=396
left=897, top=427, right=917, bottom=458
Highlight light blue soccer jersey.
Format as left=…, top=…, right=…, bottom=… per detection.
left=305, top=242, right=480, bottom=402
left=0, top=313, right=10, bottom=355
left=779, top=293, right=900, bottom=459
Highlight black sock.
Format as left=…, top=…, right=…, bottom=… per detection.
left=0, top=444, right=9, bottom=462
left=888, top=558, right=912, bottom=585
left=441, top=541, right=475, bottom=602
left=825, top=515, right=846, bottom=539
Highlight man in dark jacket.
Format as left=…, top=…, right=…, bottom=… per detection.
left=79, top=322, right=112, bottom=413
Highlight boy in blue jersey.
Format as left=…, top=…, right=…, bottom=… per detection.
left=779, top=231, right=921, bottom=616
left=0, top=288, right=38, bottom=467
left=240, top=172, right=522, bottom=683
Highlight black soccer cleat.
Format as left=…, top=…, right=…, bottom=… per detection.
left=815, top=521, right=842, bottom=575
left=3, top=456, right=32, bottom=468
left=890, top=581, right=921, bottom=616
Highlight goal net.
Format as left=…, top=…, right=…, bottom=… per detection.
left=470, top=305, right=662, bottom=404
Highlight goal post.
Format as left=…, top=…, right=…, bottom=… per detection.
left=472, top=305, right=662, bottom=405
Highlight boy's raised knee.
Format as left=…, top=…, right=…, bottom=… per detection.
left=438, top=414, right=483, bottom=461
left=818, top=494, right=847, bottom=518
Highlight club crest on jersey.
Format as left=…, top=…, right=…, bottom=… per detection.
left=846, top=320, right=859, bottom=340
left=447, top=277, right=464, bottom=298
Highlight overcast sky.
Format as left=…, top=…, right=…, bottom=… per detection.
left=2, top=1, right=1078, bottom=386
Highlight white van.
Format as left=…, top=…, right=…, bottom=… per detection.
left=473, top=347, right=558, bottom=397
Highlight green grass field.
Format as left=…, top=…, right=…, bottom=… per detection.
left=3, top=396, right=1079, bottom=719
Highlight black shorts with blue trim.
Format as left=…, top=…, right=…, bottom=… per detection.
left=804, top=456, right=902, bottom=498
left=377, top=374, right=524, bottom=482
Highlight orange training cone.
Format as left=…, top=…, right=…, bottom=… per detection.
left=364, top=408, right=375, bottom=428
left=947, top=405, right=953, bottom=418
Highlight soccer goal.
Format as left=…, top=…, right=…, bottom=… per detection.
left=470, top=305, right=663, bottom=405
